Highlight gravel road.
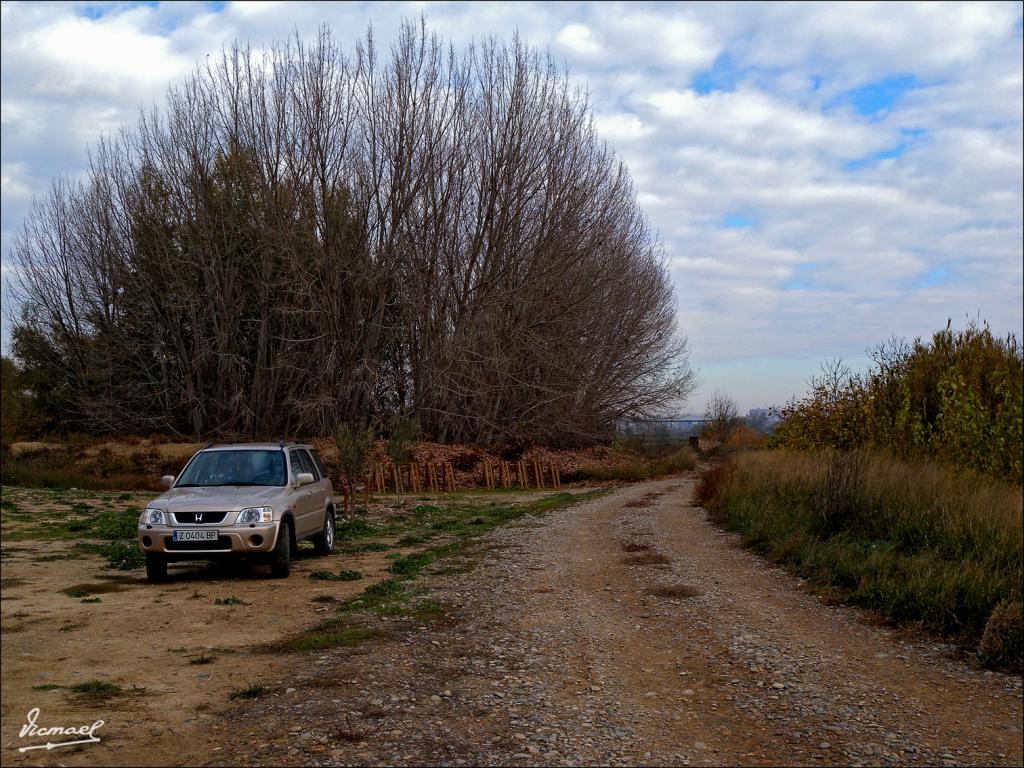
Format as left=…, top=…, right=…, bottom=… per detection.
left=216, top=476, right=1023, bottom=767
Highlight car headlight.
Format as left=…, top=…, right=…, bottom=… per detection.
left=141, top=508, right=166, bottom=525
left=237, top=507, right=273, bottom=524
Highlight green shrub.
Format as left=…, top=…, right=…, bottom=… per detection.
left=772, top=323, right=1022, bottom=483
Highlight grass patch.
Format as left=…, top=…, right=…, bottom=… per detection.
left=69, top=680, right=121, bottom=699
left=266, top=621, right=377, bottom=653
left=214, top=596, right=248, bottom=606
left=311, top=594, right=337, bottom=603
left=62, top=581, right=130, bottom=598
left=412, top=599, right=443, bottom=618
left=187, top=651, right=215, bottom=665
left=308, top=569, right=363, bottom=582
left=32, top=684, right=60, bottom=691
left=341, top=541, right=391, bottom=553
left=398, top=534, right=429, bottom=545
left=83, top=541, right=145, bottom=570
left=698, top=450, right=1023, bottom=670
left=229, top=682, right=267, bottom=701
left=335, top=517, right=380, bottom=539
left=81, top=597, right=102, bottom=603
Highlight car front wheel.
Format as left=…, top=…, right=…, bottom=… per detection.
left=270, top=521, right=292, bottom=578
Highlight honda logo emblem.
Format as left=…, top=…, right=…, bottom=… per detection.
left=196, top=513, right=203, bottom=523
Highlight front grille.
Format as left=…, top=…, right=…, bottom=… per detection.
left=172, top=512, right=228, bottom=525
left=164, top=536, right=232, bottom=551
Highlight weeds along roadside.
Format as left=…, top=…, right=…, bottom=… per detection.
left=695, top=449, right=1023, bottom=670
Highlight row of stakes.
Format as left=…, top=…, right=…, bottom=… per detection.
left=359, top=459, right=562, bottom=503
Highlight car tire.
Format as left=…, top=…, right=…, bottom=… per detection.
left=270, top=521, right=292, bottom=578
left=313, top=508, right=335, bottom=556
left=145, top=553, right=168, bottom=582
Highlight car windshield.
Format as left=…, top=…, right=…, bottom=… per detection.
left=175, top=449, right=286, bottom=487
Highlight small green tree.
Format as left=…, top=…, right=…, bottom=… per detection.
left=334, top=422, right=373, bottom=510
left=384, top=411, right=421, bottom=502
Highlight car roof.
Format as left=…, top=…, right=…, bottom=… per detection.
left=201, top=442, right=313, bottom=452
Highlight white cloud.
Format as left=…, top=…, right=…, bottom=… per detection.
left=556, top=23, right=601, bottom=57
left=1, top=0, right=1021, bottom=412
left=24, top=12, right=191, bottom=93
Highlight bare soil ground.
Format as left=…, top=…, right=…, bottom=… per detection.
left=2, top=476, right=1021, bottom=766
left=0, top=486, right=591, bottom=766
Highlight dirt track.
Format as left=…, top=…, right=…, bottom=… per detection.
left=4, top=476, right=1022, bottom=766
left=212, top=476, right=1023, bottom=766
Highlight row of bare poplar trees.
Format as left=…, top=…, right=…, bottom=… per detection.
left=10, top=22, right=694, bottom=443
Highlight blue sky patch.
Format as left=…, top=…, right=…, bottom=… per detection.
left=723, top=213, right=755, bottom=229
left=692, top=54, right=741, bottom=94
left=844, top=127, right=928, bottom=170
left=78, top=1, right=159, bottom=20
left=918, top=266, right=950, bottom=288
left=829, top=75, right=923, bottom=119
left=783, top=263, right=816, bottom=291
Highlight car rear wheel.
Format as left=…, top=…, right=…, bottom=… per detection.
left=313, top=509, right=335, bottom=555
left=145, top=553, right=167, bottom=582
left=270, top=521, right=292, bottom=578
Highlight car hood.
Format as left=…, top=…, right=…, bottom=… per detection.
left=149, top=485, right=285, bottom=513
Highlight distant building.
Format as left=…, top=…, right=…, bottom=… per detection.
left=745, top=408, right=778, bottom=434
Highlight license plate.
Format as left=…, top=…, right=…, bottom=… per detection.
left=172, top=529, right=219, bottom=542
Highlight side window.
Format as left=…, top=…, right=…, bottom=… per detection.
left=299, top=449, right=320, bottom=481
left=288, top=450, right=302, bottom=483
left=308, top=449, right=327, bottom=480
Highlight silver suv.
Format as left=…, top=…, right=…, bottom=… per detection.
left=137, top=442, right=336, bottom=581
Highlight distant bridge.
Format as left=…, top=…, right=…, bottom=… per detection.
left=622, top=418, right=708, bottom=431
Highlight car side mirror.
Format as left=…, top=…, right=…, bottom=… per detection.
left=297, top=472, right=315, bottom=486
left=161, top=475, right=175, bottom=489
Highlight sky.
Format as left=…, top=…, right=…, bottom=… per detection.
left=1, top=1, right=1022, bottom=414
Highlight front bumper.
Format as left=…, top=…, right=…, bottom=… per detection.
left=138, top=522, right=280, bottom=558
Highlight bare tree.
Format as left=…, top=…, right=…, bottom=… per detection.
left=10, top=21, right=695, bottom=444
left=703, top=390, right=740, bottom=442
